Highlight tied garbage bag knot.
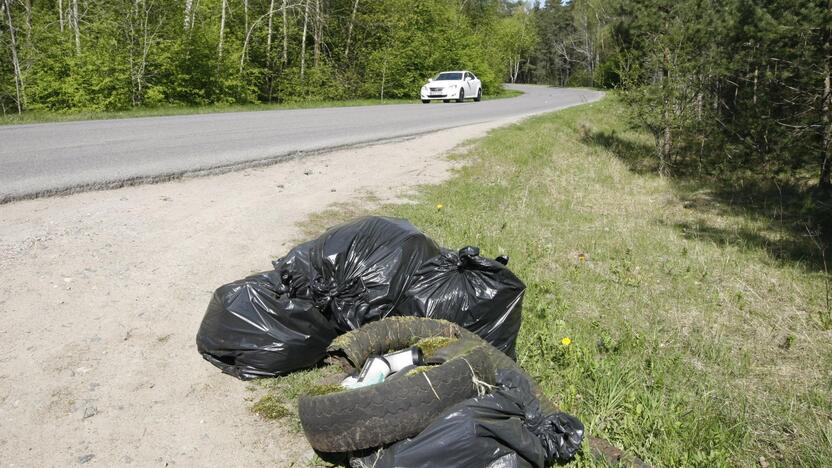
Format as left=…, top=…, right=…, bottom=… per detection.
left=310, top=275, right=368, bottom=308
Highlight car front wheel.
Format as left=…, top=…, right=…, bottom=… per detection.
left=474, top=88, right=482, bottom=102
left=457, top=89, right=465, bottom=103
left=421, top=99, right=430, bottom=104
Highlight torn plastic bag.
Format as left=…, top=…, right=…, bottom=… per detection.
left=196, top=272, right=338, bottom=380
left=395, top=246, right=525, bottom=358
left=351, top=369, right=584, bottom=468
left=273, top=216, right=440, bottom=332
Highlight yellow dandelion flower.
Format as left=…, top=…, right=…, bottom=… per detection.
left=436, top=203, right=444, bottom=210
left=577, top=253, right=586, bottom=263
left=561, top=337, right=572, bottom=346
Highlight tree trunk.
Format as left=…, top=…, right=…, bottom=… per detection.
left=820, top=48, right=831, bottom=189
left=344, top=0, right=358, bottom=58
left=22, top=0, right=30, bottom=43
left=380, top=50, right=387, bottom=101
left=300, top=0, right=309, bottom=80
left=137, top=0, right=154, bottom=105
left=240, top=13, right=264, bottom=74
left=217, top=0, right=227, bottom=61
left=282, top=0, right=288, bottom=64
left=183, top=0, right=193, bottom=30
left=266, top=0, right=275, bottom=62
left=3, top=0, right=24, bottom=113
left=582, top=14, right=593, bottom=85
left=313, top=0, right=320, bottom=68
left=509, top=56, right=519, bottom=84
left=70, top=0, right=80, bottom=55
left=243, top=0, right=249, bottom=35
left=660, top=45, right=672, bottom=177
left=58, top=0, right=64, bottom=33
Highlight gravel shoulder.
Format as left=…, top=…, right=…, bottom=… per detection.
left=0, top=116, right=539, bottom=467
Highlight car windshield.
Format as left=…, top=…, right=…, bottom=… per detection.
left=435, top=72, right=463, bottom=81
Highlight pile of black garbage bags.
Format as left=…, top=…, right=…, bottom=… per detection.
left=197, top=216, right=525, bottom=379
left=197, top=216, right=583, bottom=467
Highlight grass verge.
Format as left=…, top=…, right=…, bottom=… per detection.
left=254, top=96, right=831, bottom=466
left=0, top=89, right=523, bottom=126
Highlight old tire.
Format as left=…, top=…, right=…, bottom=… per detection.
left=299, top=345, right=495, bottom=452
left=317, top=318, right=652, bottom=467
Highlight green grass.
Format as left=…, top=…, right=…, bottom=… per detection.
left=252, top=96, right=831, bottom=465
left=251, top=394, right=291, bottom=420
left=0, top=89, right=523, bottom=126
left=251, top=366, right=340, bottom=429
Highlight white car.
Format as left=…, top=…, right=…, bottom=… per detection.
left=420, top=71, right=482, bottom=103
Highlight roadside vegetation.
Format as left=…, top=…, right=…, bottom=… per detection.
left=3, top=0, right=828, bottom=209
left=0, top=0, right=532, bottom=118
left=3, top=0, right=828, bottom=204
left=255, top=98, right=831, bottom=466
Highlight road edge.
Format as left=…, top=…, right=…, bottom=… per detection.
left=0, top=92, right=603, bottom=205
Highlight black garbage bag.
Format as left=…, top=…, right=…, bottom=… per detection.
left=352, top=369, right=584, bottom=468
left=272, top=216, right=440, bottom=332
left=269, top=238, right=316, bottom=299
left=196, top=272, right=338, bottom=380
left=395, top=246, right=525, bottom=358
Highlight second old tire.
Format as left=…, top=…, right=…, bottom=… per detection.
left=298, top=345, right=496, bottom=453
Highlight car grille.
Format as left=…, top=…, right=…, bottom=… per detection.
left=430, top=88, right=442, bottom=92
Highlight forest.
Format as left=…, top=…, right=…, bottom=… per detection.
left=2, top=0, right=830, bottom=227
left=0, top=0, right=537, bottom=111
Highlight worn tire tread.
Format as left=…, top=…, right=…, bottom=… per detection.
left=299, top=345, right=494, bottom=452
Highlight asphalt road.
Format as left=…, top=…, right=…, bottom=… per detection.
left=0, top=85, right=602, bottom=202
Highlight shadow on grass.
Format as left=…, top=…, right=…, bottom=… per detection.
left=580, top=128, right=832, bottom=274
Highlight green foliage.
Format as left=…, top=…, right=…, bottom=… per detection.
left=0, top=0, right=534, bottom=115
left=382, top=99, right=831, bottom=465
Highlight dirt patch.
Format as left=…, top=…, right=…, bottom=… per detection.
left=0, top=117, right=522, bottom=467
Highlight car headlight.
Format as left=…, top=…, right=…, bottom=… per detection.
left=448, top=84, right=457, bottom=89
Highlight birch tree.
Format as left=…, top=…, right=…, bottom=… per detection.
left=2, top=0, right=24, bottom=113
left=300, top=0, right=309, bottom=79
left=344, top=0, right=358, bottom=58
left=217, top=0, right=227, bottom=61
left=58, top=0, right=64, bottom=33
left=183, top=0, right=193, bottom=30
left=282, top=0, right=288, bottom=64
left=266, top=0, right=275, bottom=62
left=312, top=0, right=320, bottom=68
left=127, top=0, right=159, bottom=106
left=22, top=0, right=30, bottom=43
left=243, top=0, right=249, bottom=34
left=70, top=0, right=80, bottom=54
